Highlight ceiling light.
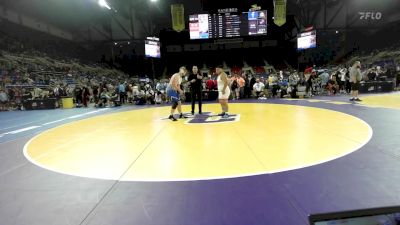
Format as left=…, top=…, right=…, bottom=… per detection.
left=98, top=0, right=111, bottom=10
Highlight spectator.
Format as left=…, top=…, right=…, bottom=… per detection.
left=74, top=86, right=83, bottom=107
left=0, top=88, right=9, bottom=111
left=249, top=75, right=257, bottom=97
left=32, top=87, right=43, bottom=100
left=327, top=76, right=339, bottom=95
left=82, top=87, right=90, bottom=107
left=345, top=68, right=351, bottom=94
left=339, top=68, right=347, bottom=93
left=253, top=79, right=265, bottom=98
left=206, top=76, right=215, bottom=91
left=237, top=75, right=246, bottom=99
left=127, top=84, right=133, bottom=103
left=92, top=86, right=99, bottom=105
left=118, top=81, right=126, bottom=104
left=289, top=72, right=299, bottom=98
left=350, top=61, right=362, bottom=102
left=268, top=74, right=279, bottom=98
left=230, top=74, right=240, bottom=100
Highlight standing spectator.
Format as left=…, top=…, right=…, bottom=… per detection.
left=339, top=68, right=347, bottom=93
left=304, top=65, right=314, bottom=97
left=82, top=87, right=91, bottom=107
left=14, top=87, right=22, bottom=108
left=319, top=70, right=330, bottom=89
left=249, top=76, right=257, bottom=93
left=345, top=68, right=352, bottom=94
left=243, top=74, right=251, bottom=98
left=269, top=74, right=279, bottom=98
left=127, top=84, right=133, bottom=103
left=230, top=74, right=239, bottom=100
left=54, top=85, right=61, bottom=99
left=92, top=86, right=99, bottom=105
left=118, top=81, right=126, bottom=104
left=289, top=72, right=299, bottom=98
left=237, top=75, right=245, bottom=99
left=304, top=72, right=313, bottom=97
left=74, top=86, right=83, bottom=107
left=350, top=61, right=362, bottom=102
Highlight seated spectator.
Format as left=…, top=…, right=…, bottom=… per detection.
left=155, top=91, right=163, bottom=104
left=32, top=87, right=43, bottom=100
left=145, top=88, right=155, bottom=105
left=98, top=89, right=110, bottom=108
left=253, top=79, right=265, bottom=98
left=206, top=76, right=215, bottom=91
left=367, top=68, right=378, bottom=81
left=0, top=88, right=9, bottom=111
left=135, top=89, right=147, bottom=105
left=22, top=88, right=32, bottom=101
left=109, top=90, right=121, bottom=107
left=327, top=76, right=339, bottom=95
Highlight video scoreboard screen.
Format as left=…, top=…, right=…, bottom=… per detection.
left=145, top=37, right=161, bottom=58
left=297, top=30, right=317, bottom=50
left=189, top=10, right=267, bottom=40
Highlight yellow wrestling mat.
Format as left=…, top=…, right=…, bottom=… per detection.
left=360, top=93, right=400, bottom=110
left=24, top=103, right=372, bottom=181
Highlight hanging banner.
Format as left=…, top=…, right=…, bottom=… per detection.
left=171, top=4, right=185, bottom=32
left=249, top=4, right=262, bottom=11
left=274, top=0, right=287, bottom=27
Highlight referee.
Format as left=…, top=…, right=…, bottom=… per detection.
left=188, top=65, right=203, bottom=115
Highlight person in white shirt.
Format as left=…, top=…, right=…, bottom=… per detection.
left=253, top=79, right=265, bottom=98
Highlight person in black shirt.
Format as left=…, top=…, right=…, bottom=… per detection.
left=188, top=65, right=203, bottom=115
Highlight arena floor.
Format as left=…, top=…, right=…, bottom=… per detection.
left=0, top=93, right=399, bottom=225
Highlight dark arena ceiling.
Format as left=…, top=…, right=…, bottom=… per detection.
left=0, top=0, right=399, bottom=42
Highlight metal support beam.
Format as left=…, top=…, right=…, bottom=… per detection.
left=88, top=26, right=92, bottom=41
left=109, top=16, right=113, bottom=41
left=111, top=14, right=133, bottom=39
left=326, top=1, right=345, bottom=28
left=294, top=17, right=302, bottom=33
left=324, top=0, right=327, bottom=29
left=91, top=25, right=111, bottom=40
left=129, top=2, right=135, bottom=39
left=138, top=19, right=151, bottom=37
left=309, top=4, right=321, bottom=26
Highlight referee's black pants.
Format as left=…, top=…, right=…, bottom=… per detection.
left=191, top=89, right=202, bottom=114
